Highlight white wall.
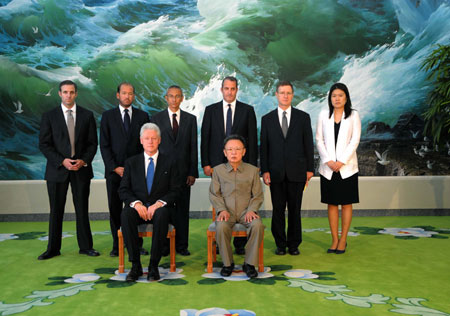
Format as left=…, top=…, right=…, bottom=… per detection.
left=1, top=176, right=449, bottom=215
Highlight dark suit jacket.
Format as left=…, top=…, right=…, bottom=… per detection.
left=150, top=109, right=198, bottom=180
left=100, top=107, right=150, bottom=178
left=39, top=105, right=97, bottom=182
left=201, top=100, right=257, bottom=168
left=119, top=152, right=180, bottom=208
left=260, top=108, right=314, bottom=183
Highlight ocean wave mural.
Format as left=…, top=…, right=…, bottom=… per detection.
left=0, top=0, right=449, bottom=179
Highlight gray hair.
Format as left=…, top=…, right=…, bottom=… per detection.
left=140, top=123, right=161, bottom=138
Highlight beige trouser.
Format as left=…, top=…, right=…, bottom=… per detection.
left=216, top=214, right=264, bottom=267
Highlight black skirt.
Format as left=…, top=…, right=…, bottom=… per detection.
left=320, top=172, right=359, bottom=205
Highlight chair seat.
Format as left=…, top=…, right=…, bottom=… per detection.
left=207, top=222, right=247, bottom=232
left=137, top=223, right=175, bottom=233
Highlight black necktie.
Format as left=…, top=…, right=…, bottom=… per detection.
left=172, top=113, right=179, bottom=139
left=123, top=108, right=130, bottom=133
left=225, top=104, right=232, bottom=136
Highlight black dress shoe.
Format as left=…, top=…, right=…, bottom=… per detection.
left=139, top=247, right=149, bottom=255
left=220, top=263, right=235, bottom=277
left=147, top=266, right=160, bottom=281
left=243, top=263, right=258, bottom=278
left=177, top=249, right=191, bottom=256
left=235, top=247, right=245, bottom=255
left=327, top=248, right=337, bottom=254
left=110, top=249, right=118, bottom=257
left=288, top=248, right=300, bottom=255
left=38, top=250, right=61, bottom=260
left=79, top=249, right=100, bottom=256
left=275, top=247, right=286, bottom=255
left=126, top=263, right=143, bottom=282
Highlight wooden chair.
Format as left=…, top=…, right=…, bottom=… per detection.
left=206, top=207, right=264, bottom=273
left=118, top=224, right=176, bottom=273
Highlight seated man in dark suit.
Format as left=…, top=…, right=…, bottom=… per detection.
left=119, top=123, right=180, bottom=281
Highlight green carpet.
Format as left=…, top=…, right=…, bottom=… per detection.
left=1, top=217, right=449, bottom=315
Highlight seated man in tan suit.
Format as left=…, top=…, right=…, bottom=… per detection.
left=209, top=135, right=264, bottom=278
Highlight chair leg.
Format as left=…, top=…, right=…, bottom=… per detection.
left=207, top=231, right=213, bottom=273
left=118, top=230, right=125, bottom=273
left=169, top=229, right=176, bottom=272
left=212, top=239, right=217, bottom=262
left=258, top=233, right=264, bottom=273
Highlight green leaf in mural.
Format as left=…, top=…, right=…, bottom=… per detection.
left=287, top=280, right=352, bottom=294
left=326, top=293, right=390, bottom=308
left=390, top=297, right=450, bottom=315
left=25, top=283, right=95, bottom=300
left=0, top=299, right=51, bottom=315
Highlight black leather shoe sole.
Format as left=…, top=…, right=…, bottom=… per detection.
left=275, top=248, right=286, bottom=255
left=79, top=249, right=100, bottom=256
left=288, top=248, right=300, bottom=255
left=220, top=264, right=235, bottom=277
left=243, top=263, right=258, bottom=278
left=37, top=251, right=61, bottom=260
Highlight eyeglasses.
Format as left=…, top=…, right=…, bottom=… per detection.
left=225, top=147, right=244, bottom=152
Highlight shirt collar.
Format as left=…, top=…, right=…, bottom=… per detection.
left=225, top=161, right=244, bottom=172
left=61, top=103, right=76, bottom=113
left=144, top=150, right=159, bottom=163
left=167, top=107, right=181, bottom=118
left=223, top=100, right=237, bottom=107
left=119, top=105, right=132, bottom=115
left=278, top=105, right=291, bottom=115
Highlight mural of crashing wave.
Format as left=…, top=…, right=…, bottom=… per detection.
left=0, top=0, right=449, bottom=179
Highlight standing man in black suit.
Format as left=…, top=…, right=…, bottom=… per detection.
left=38, top=80, right=99, bottom=260
left=260, top=81, right=314, bottom=256
left=119, top=123, right=180, bottom=281
left=150, top=85, right=198, bottom=256
left=201, top=76, right=258, bottom=254
left=100, top=82, right=150, bottom=257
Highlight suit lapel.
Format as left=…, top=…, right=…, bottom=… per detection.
left=56, top=107, right=69, bottom=140
left=231, top=101, right=243, bottom=133
left=140, top=154, right=151, bottom=196
left=176, top=110, right=188, bottom=144
left=114, top=107, right=127, bottom=138
left=214, top=103, right=225, bottom=138
left=150, top=153, right=166, bottom=195
left=163, top=110, right=175, bottom=143
left=270, top=109, right=284, bottom=139
left=335, top=113, right=350, bottom=155
left=326, top=112, right=337, bottom=158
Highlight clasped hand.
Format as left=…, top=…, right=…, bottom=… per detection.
left=63, top=158, right=85, bottom=171
left=134, top=202, right=161, bottom=221
left=327, top=160, right=344, bottom=172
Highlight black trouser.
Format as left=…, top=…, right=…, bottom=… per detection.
left=270, top=179, right=305, bottom=249
left=106, top=174, right=143, bottom=250
left=46, top=173, right=93, bottom=253
left=121, top=206, right=170, bottom=266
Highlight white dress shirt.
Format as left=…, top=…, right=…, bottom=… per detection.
left=222, top=100, right=236, bottom=132
left=277, top=106, right=291, bottom=128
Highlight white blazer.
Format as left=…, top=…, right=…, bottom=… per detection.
left=316, top=109, right=361, bottom=180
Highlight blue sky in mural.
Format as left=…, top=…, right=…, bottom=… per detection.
left=0, top=0, right=449, bottom=179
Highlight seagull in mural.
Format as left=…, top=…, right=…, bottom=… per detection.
left=38, top=88, right=53, bottom=96
left=32, top=26, right=38, bottom=34
left=13, top=101, right=23, bottom=114
left=375, top=150, right=390, bottom=165
left=409, top=130, right=419, bottom=139
left=426, top=160, right=434, bottom=170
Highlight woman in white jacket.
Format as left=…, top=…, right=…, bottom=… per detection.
left=316, top=83, right=361, bottom=254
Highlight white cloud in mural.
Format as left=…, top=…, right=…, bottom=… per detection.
left=284, top=269, right=319, bottom=279
left=111, top=267, right=185, bottom=282
left=0, top=234, right=18, bottom=242
left=65, top=273, right=100, bottom=284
